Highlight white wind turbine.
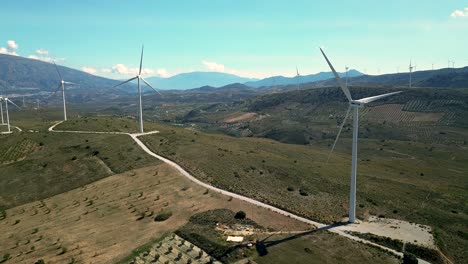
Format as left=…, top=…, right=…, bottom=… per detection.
left=320, top=48, right=401, bottom=223
left=0, top=98, right=4, bottom=125
left=52, top=62, right=78, bottom=121
left=409, top=60, right=414, bottom=88
left=113, top=46, right=161, bottom=133
left=0, top=96, right=20, bottom=133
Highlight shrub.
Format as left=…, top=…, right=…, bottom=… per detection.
left=1, top=253, right=11, bottom=263
left=154, top=211, right=172, bottom=222
left=287, top=186, right=295, bottom=192
left=402, top=253, right=418, bottom=264
left=234, top=211, right=246, bottom=219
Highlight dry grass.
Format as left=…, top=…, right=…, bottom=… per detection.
left=0, top=164, right=309, bottom=264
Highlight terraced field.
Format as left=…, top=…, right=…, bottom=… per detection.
left=0, top=138, right=38, bottom=164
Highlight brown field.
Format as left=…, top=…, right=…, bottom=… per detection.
left=0, top=164, right=311, bottom=264
left=224, top=112, right=258, bottom=123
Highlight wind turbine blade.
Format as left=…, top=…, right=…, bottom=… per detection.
left=141, top=77, right=161, bottom=95
left=327, top=105, right=351, bottom=162
left=112, top=76, right=137, bottom=88
left=47, top=83, right=62, bottom=98
left=139, top=45, right=144, bottom=75
left=319, top=48, right=353, bottom=102
left=355, top=91, right=401, bottom=104
left=63, top=81, right=78, bottom=85
left=53, top=62, right=62, bottom=80
left=7, top=99, right=21, bottom=109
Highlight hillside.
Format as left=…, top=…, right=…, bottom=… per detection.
left=0, top=54, right=131, bottom=95
left=319, top=67, right=468, bottom=88
left=146, top=72, right=257, bottom=90
left=245, top=69, right=362, bottom=88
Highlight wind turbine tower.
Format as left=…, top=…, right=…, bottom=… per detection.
left=113, top=46, right=161, bottom=133
left=1, top=97, right=20, bottom=133
left=409, top=60, right=414, bottom=88
left=0, top=98, right=4, bottom=124
left=52, top=62, right=78, bottom=121
left=345, top=66, right=349, bottom=87
left=320, top=48, right=401, bottom=223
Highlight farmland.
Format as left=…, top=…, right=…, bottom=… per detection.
left=0, top=159, right=398, bottom=264
left=136, top=120, right=468, bottom=263
left=0, top=124, right=159, bottom=209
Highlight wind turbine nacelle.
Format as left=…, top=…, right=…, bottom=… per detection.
left=350, top=101, right=365, bottom=108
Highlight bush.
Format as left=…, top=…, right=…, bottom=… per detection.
left=154, top=211, right=172, bottom=222
left=405, top=243, right=443, bottom=263
left=234, top=211, right=246, bottom=219
left=1, top=254, right=11, bottom=263
left=402, top=253, right=418, bottom=264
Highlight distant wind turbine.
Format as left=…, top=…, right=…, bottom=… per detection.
left=345, top=66, right=349, bottom=87
left=0, top=98, right=4, bottom=124
left=409, top=60, right=414, bottom=88
left=0, top=96, right=20, bottom=133
left=320, top=48, right=401, bottom=223
left=296, top=66, right=300, bottom=77
left=52, top=62, right=78, bottom=121
left=113, top=46, right=161, bottom=133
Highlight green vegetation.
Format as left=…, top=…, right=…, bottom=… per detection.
left=252, top=232, right=397, bottom=264
left=0, top=121, right=160, bottom=209
left=234, top=211, right=246, bottom=219
left=115, top=234, right=169, bottom=264
left=402, top=253, right=418, bottom=264
left=154, top=210, right=173, bottom=222
left=348, top=232, right=404, bottom=252
left=349, top=232, right=444, bottom=264
left=176, top=209, right=261, bottom=262
left=55, top=116, right=161, bottom=133
left=140, top=120, right=468, bottom=263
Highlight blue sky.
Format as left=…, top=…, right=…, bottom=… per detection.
left=1, top=0, right=467, bottom=79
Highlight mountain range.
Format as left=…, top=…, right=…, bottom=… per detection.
left=146, top=72, right=257, bottom=90
left=244, top=69, right=363, bottom=88
left=1, top=54, right=468, bottom=98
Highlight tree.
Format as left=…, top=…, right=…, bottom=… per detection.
left=402, top=253, right=418, bottom=264
left=234, top=211, right=246, bottom=219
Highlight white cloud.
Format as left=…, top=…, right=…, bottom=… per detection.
left=7, top=40, right=18, bottom=50
left=101, top=68, right=111, bottom=73
left=110, top=64, right=154, bottom=75
left=36, top=48, right=49, bottom=55
left=0, top=40, right=19, bottom=56
left=156, top=68, right=170, bottom=78
left=202, top=60, right=225, bottom=72
left=451, top=7, right=468, bottom=17
left=81, top=66, right=97, bottom=75
left=27, top=48, right=64, bottom=63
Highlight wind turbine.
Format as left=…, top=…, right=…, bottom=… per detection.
left=0, top=96, right=20, bottom=133
left=320, top=48, right=401, bottom=223
left=295, top=66, right=302, bottom=90
left=345, top=66, right=349, bottom=87
left=0, top=98, right=4, bottom=124
left=409, top=60, right=414, bottom=88
left=52, top=62, right=78, bottom=121
left=113, top=46, right=161, bottom=133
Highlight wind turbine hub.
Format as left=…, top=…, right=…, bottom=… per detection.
left=350, top=101, right=365, bottom=108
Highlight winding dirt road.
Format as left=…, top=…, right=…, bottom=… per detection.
left=48, top=121, right=434, bottom=263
